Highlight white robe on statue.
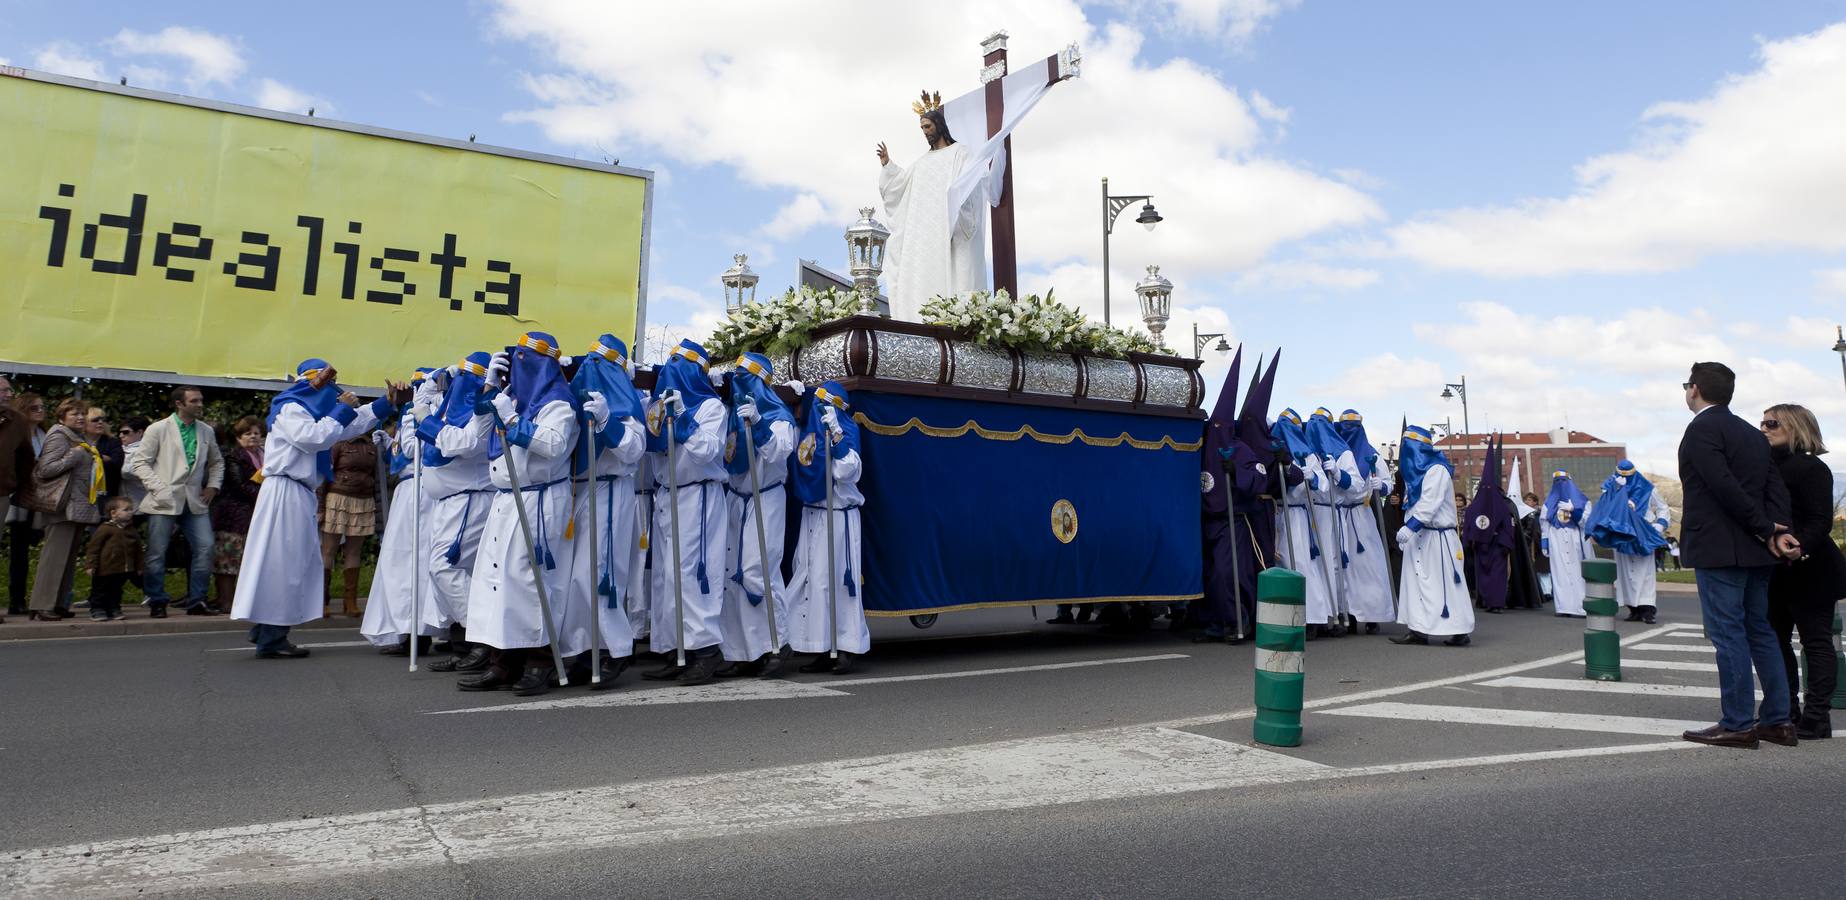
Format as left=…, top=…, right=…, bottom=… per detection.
left=1541, top=514, right=1593, bottom=617
left=557, top=416, right=646, bottom=660
left=423, top=412, right=494, bottom=633
left=648, top=397, right=730, bottom=655
left=1275, top=475, right=1334, bottom=626
left=232, top=402, right=381, bottom=627
left=463, top=400, right=579, bottom=652
left=1396, top=465, right=1473, bottom=636
left=361, top=417, right=441, bottom=645
left=720, top=419, right=795, bottom=663
left=785, top=446, right=869, bottom=655
left=879, top=142, right=987, bottom=321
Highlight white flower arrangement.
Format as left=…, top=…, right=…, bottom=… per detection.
left=707, top=286, right=868, bottom=359
left=919, top=289, right=1160, bottom=358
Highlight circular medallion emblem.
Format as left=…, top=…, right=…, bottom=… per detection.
left=646, top=403, right=664, bottom=436
left=724, top=432, right=737, bottom=465
left=1255, top=462, right=1268, bottom=476
left=1051, top=499, right=1079, bottom=544
left=1557, top=509, right=1573, bottom=524
left=798, top=432, right=817, bottom=467
left=1200, top=471, right=1216, bottom=493
left=1475, top=514, right=1490, bottom=530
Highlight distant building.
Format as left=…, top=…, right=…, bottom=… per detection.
left=1433, top=428, right=1627, bottom=495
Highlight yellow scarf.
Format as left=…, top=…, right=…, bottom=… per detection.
left=75, top=436, right=105, bottom=504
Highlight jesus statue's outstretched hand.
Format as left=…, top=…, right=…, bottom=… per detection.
left=876, top=142, right=889, bottom=166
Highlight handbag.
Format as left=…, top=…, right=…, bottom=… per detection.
left=19, top=469, right=65, bottom=515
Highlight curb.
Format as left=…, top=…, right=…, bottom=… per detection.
left=0, top=614, right=364, bottom=642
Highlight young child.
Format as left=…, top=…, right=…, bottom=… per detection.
left=85, top=497, right=143, bottom=621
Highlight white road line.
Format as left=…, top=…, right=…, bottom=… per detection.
left=430, top=679, right=849, bottom=714
left=1656, top=630, right=1708, bottom=640
left=1158, top=622, right=1691, bottom=729
left=1475, top=675, right=1730, bottom=699
left=207, top=640, right=373, bottom=653
left=1628, top=642, right=1715, bottom=654
left=0, top=726, right=1707, bottom=899
left=1622, top=658, right=1720, bottom=673
left=828, top=653, right=1191, bottom=686
left=1320, top=701, right=1710, bottom=736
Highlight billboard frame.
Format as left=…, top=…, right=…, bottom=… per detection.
left=0, top=65, right=654, bottom=389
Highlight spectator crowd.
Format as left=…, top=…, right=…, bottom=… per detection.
left=0, top=375, right=391, bottom=623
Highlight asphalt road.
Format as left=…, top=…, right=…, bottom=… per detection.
left=2, top=590, right=1841, bottom=898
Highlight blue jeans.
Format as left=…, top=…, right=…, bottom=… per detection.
left=144, top=510, right=214, bottom=608
left=250, top=623, right=292, bottom=654
left=1694, top=566, right=1792, bottom=731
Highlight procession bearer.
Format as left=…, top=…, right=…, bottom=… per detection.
left=232, top=359, right=402, bottom=659
left=457, top=334, right=581, bottom=696
left=716, top=352, right=797, bottom=676
left=1584, top=459, right=1670, bottom=624
left=786, top=381, right=869, bottom=674
left=360, top=366, right=439, bottom=655
left=558, top=334, right=648, bottom=688
left=416, top=352, right=497, bottom=673
left=641, top=339, right=732, bottom=686
left=1335, top=410, right=1396, bottom=633
left=1391, top=424, right=1474, bottom=647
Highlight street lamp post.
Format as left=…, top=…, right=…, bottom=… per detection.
left=1100, top=176, right=1162, bottom=327
left=1441, top=375, right=1472, bottom=490
left=1191, top=322, right=1229, bottom=360
left=1832, top=325, right=1846, bottom=395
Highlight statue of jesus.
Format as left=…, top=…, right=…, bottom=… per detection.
left=877, top=90, right=988, bottom=322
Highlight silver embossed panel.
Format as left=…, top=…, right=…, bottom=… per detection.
left=1141, top=363, right=1192, bottom=408
left=1083, top=357, right=1137, bottom=403
left=873, top=332, right=941, bottom=384
left=797, top=333, right=850, bottom=384
left=950, top=342, right=1015, bottom=391
left=1019, top=352, right=1079, bottom=396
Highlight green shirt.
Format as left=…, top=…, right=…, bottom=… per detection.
left=175, top=415, right=198, bottom=469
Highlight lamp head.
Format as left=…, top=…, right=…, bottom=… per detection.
left=1135, top=202, right=1162, bottom=231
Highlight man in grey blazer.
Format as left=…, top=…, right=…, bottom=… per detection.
left=129, top=387, right=225, bottom=615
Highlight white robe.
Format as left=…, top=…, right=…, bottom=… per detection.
left=648, top=397, right=730, bottom=654
left=785, top=446, right=868, bottom=655
left=1396, top=466, right=1474, bottom=637
left=1337, top=455, right=1397, bottom=624
left=628, top=458, right=656, bottom=640
left=1540, top=519, right=1593, bottom=616
left=556, top=416, right=646, bottom=660
left=1614, top=490, right=1669, bottom=609
left=879, top=142, right=987, bottom=321
left=719, top=419, right=795, bottom=662
left=232, top=402, right=381, bottom=627
left=463, top=399, right=579, bottom=652
left=1274, top=476, right=1335, bottom=625
left=423, top=411, right=495, bottom=632
left=360, top=416, right=441, bottom=645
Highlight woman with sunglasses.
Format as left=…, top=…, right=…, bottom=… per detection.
left=1761, top=404, right=1842, bottom=738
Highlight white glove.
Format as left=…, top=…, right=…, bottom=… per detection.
left=485, top=351, right=510, bottom=389
left=1395, top=526, right=1413, bottom=548
left=490, top=391, right=517, bottom=423
left=410, top=402, right=435, bottom=424
left=709, top=370, right=726, bottom=389
left=413, top=377, right=443, bottom=407
left=1614, top=475, right=1627, bottom=486
left=661, top=389, right=684, bottom=415
left=821, top=405, right=844, bottom=441
left=784, top=379, right=806, bottom=396
left=1654, top=521, right=1667, bottom=534
left=583, top=391, right=610, bottom=429
left=736, top=400, right=760, bottom=424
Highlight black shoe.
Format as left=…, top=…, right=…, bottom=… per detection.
left=205, top=603, right=225, bottom=615
left=712, top=662, right=744, bottom=678
left=1364, top=623, right=1379, bottom=634
left=1625, top=609, right=1644, bottom=622
left=452, top=647, right=492, bottom=672
left=830, top=652, right=857, bottom=676
left=1795, top=715, right=1832, bottom=740
left=676, top=654, right=718, bottom=686
left=458, top=666, right=519, bottom=692
left=186, top=604, right=219, bottom=616
left=1191, top=632, right=1229, bottom=644
left=1444, top=634, right=1472, bottom=647
left=427, top=654, right=462, bottom=672
left=432, top=640, right=455, bottom=653
left=798, top=654, right=837, bottom=674
left=380, top=638, right=412, bottom=657
left=642, top=663, right=687, bottom=681
left=256, top=643, right=311, bottom=659
left=717, top=660, right=763, bottom=678
left=1641, top=607, right=1657, bottom=625
left=757, top=647, right=791, bottom=679
left=148, top=605, right=169, bottom=619
left=1325, top=623, right=1347, bottom=637
left=588, top=656, right=632, bottom=691
left=1485, top=607, right=1502, bottom=615
left=1390, top=632, right=1429, bottom=645
left=512, top=667, right=558, bottom=696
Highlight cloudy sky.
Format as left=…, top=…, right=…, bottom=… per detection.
left=8, top=1, right=1846, bottom=475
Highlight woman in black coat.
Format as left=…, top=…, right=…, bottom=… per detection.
left=1762, top=403, right=1843, bottom=739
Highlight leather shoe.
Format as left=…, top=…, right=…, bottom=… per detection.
left=1625, top=608, right=1645, bottom=622
left=511, top=667, right=558, bottom=697
left=799, top=654, right=838, bottom=673
left=186, top=604, right=219, bottom=616
left=757, top=647, right=791, bottom=679
left=426, top=654, right=462, bottom=672
left=458, top=666, right=518, bottom=692
left=1795, top=715, right=1832, bottom=740
left=642, top=663, right=686, bottom=681
left=1753, top=722, right=1799, bottom=747
left=256, top=643, right=310, bottom=659
left=588, top=656, right=631, bottom=691
left=1681, top=724, right=1759, bottom=749
left=452, top=647, right=492, bottom=672
left=1443, top=634, right=1472, bottom=647
left=1389, top=632, right=1429, bottom=645
left=830, top=652, right=857, bottom=676
left=676, top=653, right=718, bottom=686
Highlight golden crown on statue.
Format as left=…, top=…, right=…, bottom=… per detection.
left=911, top=89, right=944, bottom=115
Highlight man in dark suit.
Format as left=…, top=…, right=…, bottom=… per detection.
left=1676, top=361, right=1799, bottom=749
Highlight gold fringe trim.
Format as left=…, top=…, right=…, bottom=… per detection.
left=866, top=594, right=1203, bottom=617
left=852, top=412, right=1201, bottom=452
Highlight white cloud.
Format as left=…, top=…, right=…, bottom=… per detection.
left=1306, top=352, right=1445, bottom=403
left=121, top=64, right=172, bottom=89
left=1247, top=88, right=1289, bottom=124
left=32, top=42, right=105, bottom=81
left=491, top=0, right=1378, bottom=314
left=1412, top=301, right=1733, bottom=379
left=108, top=26, right=244, bottom=88
left=760, top=193, right=830, bottom=241
left=1389, top=23, right=1846, bottom=276
left=1818, top=268, right=1846, bottom=296
left=1234, top=261, right=1379, bottom=292
left=253, top=78, right=332, bottom=115
left=1156, top=0, right=1300, bottom=44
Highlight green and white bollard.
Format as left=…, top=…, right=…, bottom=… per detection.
left=1582, top=559, right=1621, bottom=682
left=1832, top=606, right=1845, bottom=711
left=1253, top=567, right=1307, bottom=747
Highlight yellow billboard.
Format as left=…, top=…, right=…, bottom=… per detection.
left=0, top=68, right=651, bottom=388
